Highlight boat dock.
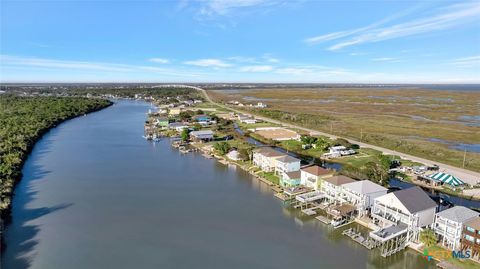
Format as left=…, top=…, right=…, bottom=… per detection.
left=315, top=215, right=330, bottom=224
left=342, top=228, right=378, bottom=249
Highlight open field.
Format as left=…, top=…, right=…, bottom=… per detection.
left=208, top=87, right=480, bottom=172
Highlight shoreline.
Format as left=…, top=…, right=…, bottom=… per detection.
left=188, top=141, right=437, bottom=263
left=0, top=98, right=112, bottom=253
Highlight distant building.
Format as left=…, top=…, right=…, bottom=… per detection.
left=323, top=146, right=356, bottom=158
left=168, top=122, right=189, bottom=132
left=190, top=130, right=214, bottom=142
left=169, top=107, right=182, bottom=115
left=155, top=117, right=169, bottom=128
left=433, top=206, right=478, bottom=250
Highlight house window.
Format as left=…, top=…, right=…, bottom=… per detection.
left=467, top=226, right=476, bottom=233
left=465, top=235, right=475, bottom=242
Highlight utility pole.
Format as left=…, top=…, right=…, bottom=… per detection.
left=360, top=128, right=363, bottom=141
left=463, top=147, right=467, bottom=168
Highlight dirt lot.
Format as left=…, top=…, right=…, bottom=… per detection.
left=254, top=128, right=299, bottom=141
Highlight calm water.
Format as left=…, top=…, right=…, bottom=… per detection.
left=2, top=100, right=436, bottom=269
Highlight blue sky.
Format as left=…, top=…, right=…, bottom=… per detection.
left=1, top=0, right=479, bottom=83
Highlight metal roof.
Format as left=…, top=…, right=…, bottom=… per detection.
left=391, top=186, right=437, bottom=213
left=436, top=206, right=478, bottom=223
left=276, top=155, right=300, bottom=163
left=342, top=180, right=387, bottom=195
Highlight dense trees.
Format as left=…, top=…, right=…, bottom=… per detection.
left=0, top=95, right=111, bottom=217
left=213, top=142, right=231, bottom=155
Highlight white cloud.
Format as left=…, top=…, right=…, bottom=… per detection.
left=371, top=57, right=403, bottom=63
left=263, top=54, right=279, bottom=63
left=0, top=55, right=199, bottom=77
left=450, top=55, right=480, bottom=68
left=239, top=65, right=274, bottom=72
left=275, top=67, right=313, bottom=75
left=184, top=58, right=232, bottom=68
left=199, top=0, right=277, bottom=16
left=305, top=2, right=480, bottom=50
left=148, top=58, right=169, bottom=64
left=227, top=56, right=257, bottom=63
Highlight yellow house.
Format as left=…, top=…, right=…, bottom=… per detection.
left=169, top=107, right=183, bottom=116
left=300, top=165, right=335, bottom=190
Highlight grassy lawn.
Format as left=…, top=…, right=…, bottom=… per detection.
left=225, top=138, right=254, bottom=151
left=259, top=171, right=280, bottom=185
left=194, top=102, right=228, bottom=111
left=331, top=148, right=382, bottom=168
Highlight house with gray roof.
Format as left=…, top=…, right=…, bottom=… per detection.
left=252, top=147, right=287, bottom=172
left=433, top=206, right=478, bottom=250
left=275, top=155, right=301, bottom=178
left=189, top=130, right=214, bottom=142
left=338, top=180, right=388, bottom=217
left=371, top=187, right=437, bottom=242
left=321, top=175, right=356, bottom=203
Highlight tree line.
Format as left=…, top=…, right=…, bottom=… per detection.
left=0, top=95, right=112, bottom=218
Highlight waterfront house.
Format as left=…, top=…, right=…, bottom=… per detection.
left=321, top=175, right=356, bottom=203
left=155, top=117, right=169, bottom=128
left=194, top=114, right=212, bottom=124
left=190, top=130, right=214, bottom=142
left=275, top=155, right=301, bottom=178
left=370, top=186, right=437, bottom=243
left=461, top=217, right=480, bottom=257
left=281, top=170, right=301, bottom=188
left=433, top=206, right=478, bottom=250
left=253, top=147, right=286, bottom=172
left=256, top=102, right=267, bottom=108
left=168, top=122, right=189, bottom=132
left=300, top=165, right=335, bottom=190
left=338, top=180, right=388, bottom=217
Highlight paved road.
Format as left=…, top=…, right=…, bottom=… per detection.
left=157, top=84, right=480, bottom=186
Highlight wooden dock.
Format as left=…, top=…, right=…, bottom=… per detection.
left=316, top=215, right=330, bottom=224
left=342, top=228, right=378, bottom=249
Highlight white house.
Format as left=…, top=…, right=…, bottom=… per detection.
left=433, top=206, right=478, bottom=250
left=321, top=175, right=356, bottom=203
left=300, top=165, right=335, bottom=190
left=274, top=155, right=301, bottom=178
left=338, top=180, right=388, bottom=217
left=168, top=122, right=189, bottom=132
left=370, top=187, right=437, bottom=243
left=323, top=146, right=356, bottom=158
left=253, top=147, right=286, bottom=172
